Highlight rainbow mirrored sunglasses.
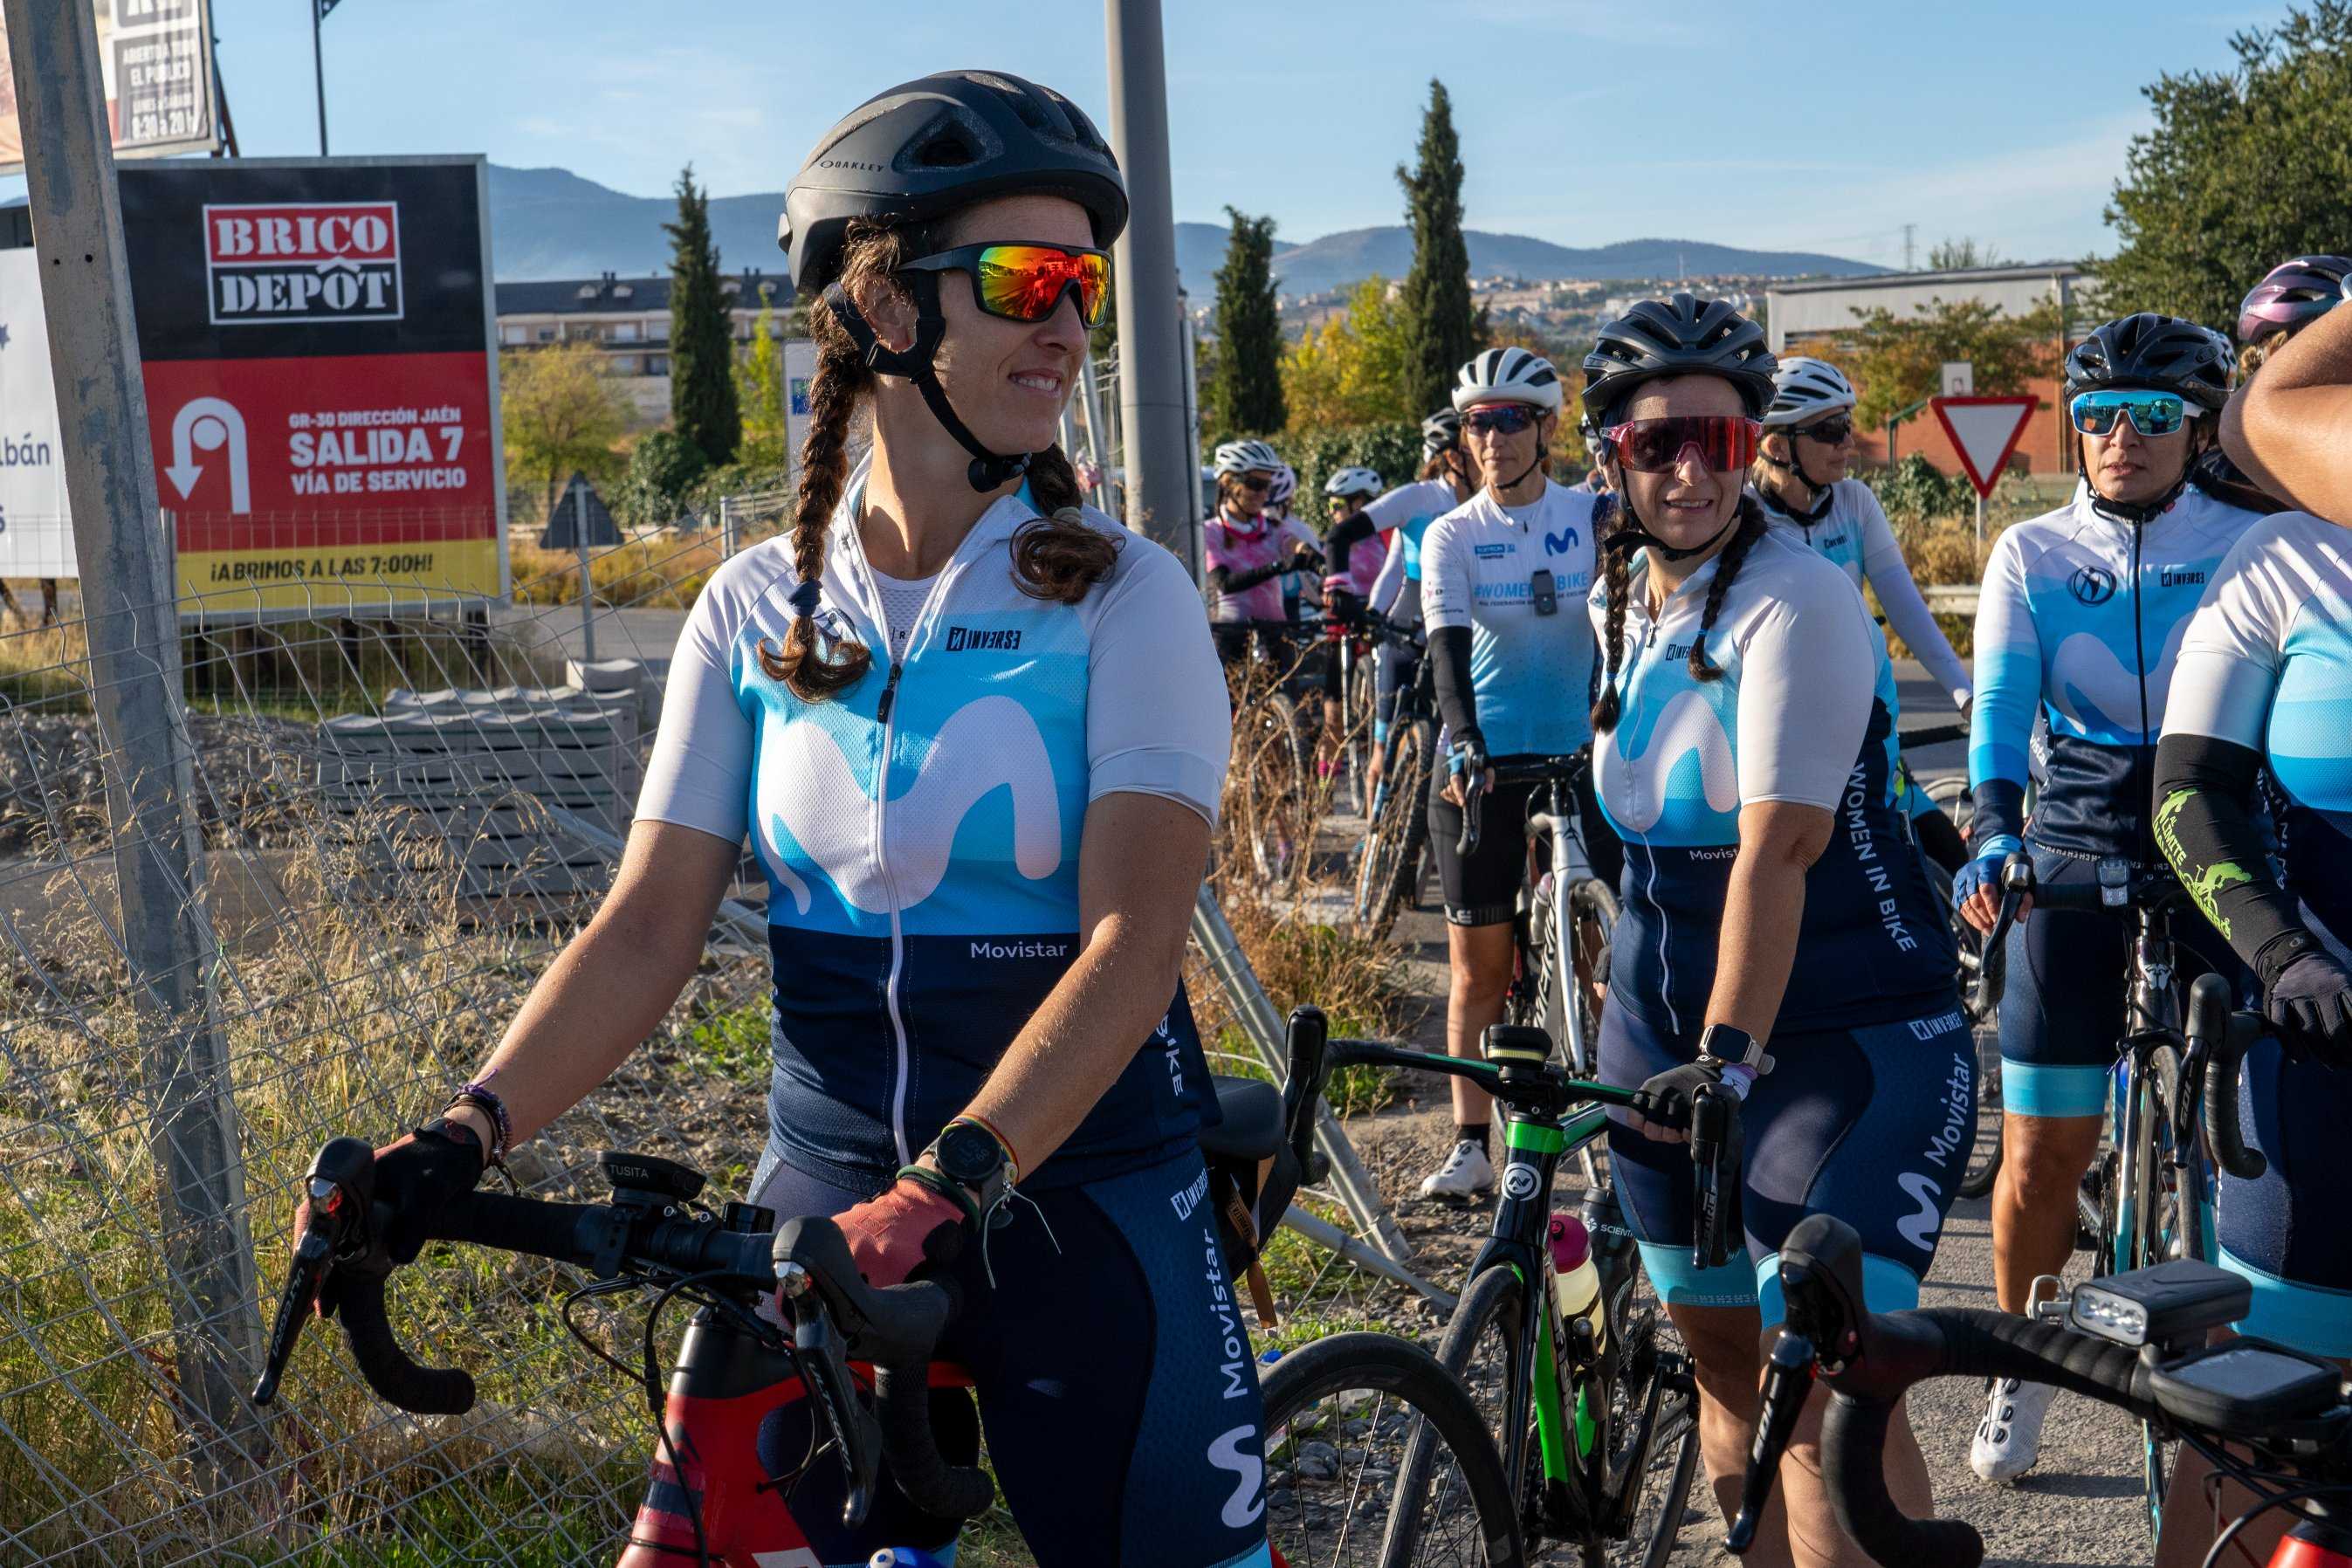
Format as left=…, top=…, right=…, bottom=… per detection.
left=897, top=242, right=1111, bottom=327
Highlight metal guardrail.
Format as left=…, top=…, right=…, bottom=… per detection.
left=1922, top=583, right=1980, bottom=617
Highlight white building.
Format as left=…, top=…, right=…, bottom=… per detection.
left=1764, top=263, right=2093, bottom=354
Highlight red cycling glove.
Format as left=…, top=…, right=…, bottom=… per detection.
left=829, top=1176, right=970, bottom=1289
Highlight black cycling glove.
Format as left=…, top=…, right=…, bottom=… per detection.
left=304, top=1123, right=487, bottom=1276
left=2266, top=949, right=2352, bottom=1069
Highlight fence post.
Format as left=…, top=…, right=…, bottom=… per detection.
left=719, top=492, right=734, bottom=558
left=573, top=477, right=595, bottom=665
left=4, top=0, right=265, bottom=1494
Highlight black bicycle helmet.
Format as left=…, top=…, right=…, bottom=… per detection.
left=1581, top=293, right=1778, bottom=424
left=2063, top=313, right=2232, bottom=413
left=780, top=70, right=1129, bottom=295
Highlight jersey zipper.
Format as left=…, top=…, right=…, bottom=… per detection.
left=2130, top=522, right=2152, bottom=862
left=1628, top=607, right=1682, bottom=1035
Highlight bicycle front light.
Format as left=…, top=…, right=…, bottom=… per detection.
left=2066, top=1262, right=2251, bottom=1349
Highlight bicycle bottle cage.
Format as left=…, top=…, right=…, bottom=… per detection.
left=600, top=1151, right=707, bottom=1208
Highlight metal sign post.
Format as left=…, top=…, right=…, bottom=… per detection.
left=573, top=477, right=595, bottom=664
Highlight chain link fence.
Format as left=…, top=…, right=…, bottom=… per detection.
left=0, top=515, right=1424, bottom=1566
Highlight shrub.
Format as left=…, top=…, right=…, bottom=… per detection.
left=613, top=430, right=708, bottom=529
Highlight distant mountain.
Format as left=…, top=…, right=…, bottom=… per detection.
left=487, top=166, right=1877, bottom=291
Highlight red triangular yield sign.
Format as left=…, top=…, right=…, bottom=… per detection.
left=1929, top=395, right=2040, bottom=499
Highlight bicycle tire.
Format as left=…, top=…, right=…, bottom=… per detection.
left=2121, top=1042, right=2196, bottom=1544
left=1241, top=691, right=1310, bottom=884
left=1259, top=1330, right=1528, bottom=1568
left=1354, top=719, right=1433, bottom=939
left=1593, top=1248, right=1699, bottom=1568
left=1956, top=1026, right=2005, bottom=1200
left=1565, top=880, right=1620, bottom=1076
left=1428, top=1265, right=1546, bottom=1537
left=1348, top=657, right=1378, bottom=817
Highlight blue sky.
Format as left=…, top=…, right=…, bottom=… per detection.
left=137, top=0, right=2297, bottom=268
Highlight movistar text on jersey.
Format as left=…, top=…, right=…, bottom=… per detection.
left=969, top=939, right=1070, bottom=960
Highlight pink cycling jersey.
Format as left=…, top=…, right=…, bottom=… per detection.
left=1205, top=513, right=1317, bottom=622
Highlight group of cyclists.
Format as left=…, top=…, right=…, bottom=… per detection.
left=301, top=64, right=2352, bottom=1568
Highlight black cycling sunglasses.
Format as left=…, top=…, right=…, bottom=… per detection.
left=1798, top=416, right=1855, bottom=445
left=1234, top=473, right=1273, bottom=492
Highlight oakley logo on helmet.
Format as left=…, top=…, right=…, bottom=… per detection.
left=816, top=159, right=887, bottom=173
left=2068, top=566, right=2117, bottom=605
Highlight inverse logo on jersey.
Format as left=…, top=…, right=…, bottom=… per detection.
left=2068, top=564, right=2117, bottom=605
left=945, top=625, right=1021, bottom=652
left=205, top=203, right=403, bottom=326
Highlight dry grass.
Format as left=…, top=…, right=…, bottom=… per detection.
left=508, top=524, right=786, bottom=611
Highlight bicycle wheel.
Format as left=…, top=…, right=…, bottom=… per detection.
left=1241, top=691, right=1311, bottom=884
left=2118, top=1042, right=2199, bottom=1544
left=1929, top=779, right=2005, bottom=1200
left=1348, top=657, right=1378, bottom=818
left=1428, top=1266, right=1546, bottom=1537
left=1592, top=1252, right=1699, bottom=1568
left=1565, top=880, right=1619, bottom=1076
left=1355, top=719, right=1434, bottom=939
left=1260, top=1331, right=1527, bottom=1568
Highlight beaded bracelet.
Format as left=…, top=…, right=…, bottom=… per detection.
left=450, top=1072, right=513, bottom=1166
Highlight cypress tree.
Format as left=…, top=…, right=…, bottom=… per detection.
left=1396, top=80, right=1477, bottom=418
left=1210, top=206, right=1287, bottom=436
left=665, top=165, right=740, bottom=467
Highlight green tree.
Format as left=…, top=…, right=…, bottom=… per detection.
left=614, top=429, right=709, bottom=528
left=1281, top=276, right=1413, bottom=430
left=2100, top=3, right=2352, bottom=327
left=1837, top=296, right=2067, bottom=430
left=735, top=300, right=788, bottom=468
left=1396, top=79, right=1477, bottom=418
left=1927, top=237, right=2005, bottom=271
left=499, top=341, right=627, bottom=512
left=1208, top=206, right=1287, bottom=435
left=666, top=164, right=741, bottom=467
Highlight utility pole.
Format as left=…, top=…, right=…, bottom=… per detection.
left=310, top=0, right=328, bottom=155
left=1903, top=223, right=1917, bottom=272
left=1104, top=0, right=1200, bottom=577
left=3, top=0, right=265, bottom=1494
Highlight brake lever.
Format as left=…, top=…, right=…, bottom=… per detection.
left=1688, top=1084, right=1742, bottom=1269
left=780, top=1262, right=884, bottom=1529
left=252, top=1135, right=376, bottom=1406
left=1728, top=1330, right=1816, bottom=1553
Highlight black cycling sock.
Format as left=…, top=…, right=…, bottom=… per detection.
left=1456, top=1123, right=1490, bottom=1158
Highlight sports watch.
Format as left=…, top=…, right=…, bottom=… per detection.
left=1696, top=1023, right=1773, bottom=1077
left=924, top=1120, right=1011, bottom=1218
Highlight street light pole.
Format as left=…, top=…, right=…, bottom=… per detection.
left=310, top=0, right=327, bottom=155
left=1104, top=0, right=1199, bottom=578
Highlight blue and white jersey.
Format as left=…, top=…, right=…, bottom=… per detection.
left=638, top=464, right=1232, bottom=1190
left=1969, top=483, right=2261, bottom=857
left=1365, top=478, right=1460, bottom=620
left=1591, top=528, right=1954, bottom=1035
left=2165, top=511, right=2352, bottom=940
left=1755, top=479, right=1973, bottom=710
left=1419, top=482, right=1598, bottom=759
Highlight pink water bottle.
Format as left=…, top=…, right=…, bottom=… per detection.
left=1547, top=1212, right=1607, bottom=1354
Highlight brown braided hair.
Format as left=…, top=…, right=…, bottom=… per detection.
left=1587, top=491, right=1768, bottom=733
left=757, top=217, right=1118, bottom=697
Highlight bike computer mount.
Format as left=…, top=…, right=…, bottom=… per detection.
left=599, top=1151, right=707, bottom=1209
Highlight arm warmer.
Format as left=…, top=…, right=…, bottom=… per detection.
left=2152, top=731, right=2310, bottom=987
left=1326, top=511, right=1377, bottom=576
left=1429, top=623, right=1482, bottom=750
left=1207, top=560, right=1286, bottom=597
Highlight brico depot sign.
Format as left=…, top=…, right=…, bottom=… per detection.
left=116, top=155, right=505, bottom=616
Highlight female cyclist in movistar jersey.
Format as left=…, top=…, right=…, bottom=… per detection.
left=2155, top=504, right=2352, bottom=1568
left=1357, top=410, right=1478, bottom=785
left=1204, top=438, right=1320, bottom=664
left=304, top=72, right=1265, bottom=1568
left=1584, top=296, right=1964, bottom=1568
left=1412, top=347, right=1619, bottom=1199
left=1751, top=357, right=1973, bottom=870
left=1953, top=313, right=2262, bottom=1483
left=2194, top=255, right=2352, bottom=514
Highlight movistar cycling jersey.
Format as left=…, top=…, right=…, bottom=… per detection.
left=1365, top=478, right=1460, bottom=621
left=1969, top=482, right=2261, bottom=858
left=1591, top=528, right=1954, bottom=1036
left=638, top=464, right=1232, bottom=1190
left=1419, top=482, right=1597, bottom=760
left=1754, top=479, right=1973, bottom=709
left=2165, top=510, right=2352, bottom=943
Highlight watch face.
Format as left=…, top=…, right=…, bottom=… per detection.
left=935, top=1123, right=1005, bottom=1185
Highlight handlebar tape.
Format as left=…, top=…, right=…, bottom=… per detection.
left=1821, top=1310, right=2155, bottom=1568
left=2189, top=977, right=2266, bottom=1182
left=875, top=1362, right=995, bottom=1519
left=430, top=1190, right=602, bottom=1262
left=332, top=1271, right=476, bottom=1416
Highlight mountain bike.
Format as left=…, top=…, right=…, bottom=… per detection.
left=1725, top=999, right=2314, bottom=1568
left=1352, top=614, right=1435, bottom=940
left=1260, top=1028, right=1733, bottom=1566
left=1457, top=752, right=1620, bottom=1188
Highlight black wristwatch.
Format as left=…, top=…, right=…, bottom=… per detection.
left=1696, top=1023, right=1772, bottom=1077
left=925, top=1120, right=1011, bottom=1218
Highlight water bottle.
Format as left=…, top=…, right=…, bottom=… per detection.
left=1547, top=1212, right=1608, bottom=1358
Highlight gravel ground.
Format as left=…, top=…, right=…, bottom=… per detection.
left=1306, top=661, right=2153, bottom=1567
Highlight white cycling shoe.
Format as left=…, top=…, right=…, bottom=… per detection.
left=1970, top=1376, right=2056, bottom=1482
left=1418, top=1139, right=1494, bottom=1200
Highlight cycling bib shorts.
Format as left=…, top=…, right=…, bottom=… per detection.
left=1425, top=760, right=1622, bottom=928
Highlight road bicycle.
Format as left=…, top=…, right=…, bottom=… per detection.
left=1456, top=752, right=1619, bottom=1188
left=1351, top=614, right=1436, bottom=940
left=1258, top=1028, right=1736, bottom=1566
left=1225, top=616, right=1332, bottom=884
left=1974, top=852, right=2238, bottom=1541
left=1724, top=994, right=2324, bottom=1568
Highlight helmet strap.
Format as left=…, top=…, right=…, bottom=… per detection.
left=1758, top=431, right=1835, bottom=518
left=1496, top=440, right=1550, bottom=497
left=823, top=279, right=1035, bottom=494
left=2080, top=422, right=2208, bottom=527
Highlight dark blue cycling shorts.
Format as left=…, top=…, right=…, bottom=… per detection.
left=2216, top=1032, right=2352, bottom=1358
left=741, top=1145, right=1275, bottom=1568
left=1599, top=997, right=1974, bottom=1327
left=1996, top=847, right=2249, bottom=1119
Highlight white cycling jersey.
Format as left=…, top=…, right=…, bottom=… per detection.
left=1419, top=482, right=1598, bottom=759
left=1754, top=479, right=1972, bottom=710
left=1364, top=478, right=1461, bottom=619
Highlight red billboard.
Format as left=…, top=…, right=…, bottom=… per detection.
left=118, top=155, right=504, bottom=614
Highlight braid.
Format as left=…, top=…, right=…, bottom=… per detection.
left=1686, top=495, right=1767, bottom=684
left=1590, top=492, right=1632, bottom=733
left=1010, top=443, right=1119, bottom=602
